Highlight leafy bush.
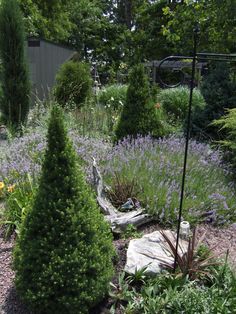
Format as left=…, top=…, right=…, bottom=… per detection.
left=157, top=86, right=206, bottom=127
left=192, top=62, right=236, bottom=140
left=14, top=106, right=114, bottom=313
left=115, top=64, right=168, bottom=141
left=212, top=108, right=236, bottom=170
left=0, top=0, right=30, bottom=127
left=97, top=84, right=127, bottom=110
left=54, top=60, right=92, bottom=109
left=2, top=174, right=36, bottom=237
left=103, top=135, right=236, bottom=225
left=110, top=263, right=236, bottom=313
left=131, top=265, right=236, bottom=313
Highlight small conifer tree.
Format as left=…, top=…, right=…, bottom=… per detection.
left=0, top=0, right=30, bottom=127
left=14, top=106, right=114, bottom=313
left=115, top=64, right=159, bottom=141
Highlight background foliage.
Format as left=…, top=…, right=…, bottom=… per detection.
left=15, top=0, right=235, bottom=75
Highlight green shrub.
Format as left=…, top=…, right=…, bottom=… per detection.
left=2, top=174, right=36, bottom=237
left=0, top=0, right=30, bottom=128
left=14, top=106, right=114, bottom=313
left=192, top=62, right=236, bottom=140
left=54, top=60, right=92, bottom=109
left=111, top=264, right=236, bottom=313
left=97, top=84, right=127, bottom=110
left=212, top=108, right=236, bottom=169
left=115, top=64, right=169, bottom=141
left=136, top=265, right=236, bottom=313
left=157, top=86, right=206, bottom=127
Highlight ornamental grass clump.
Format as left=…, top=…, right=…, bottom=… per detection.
left=14, top=106, right=114, bottom=314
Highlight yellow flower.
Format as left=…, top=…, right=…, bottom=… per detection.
left=7, top=184, right=15, bottom=193
left=0, top=182, right=5, bottom=190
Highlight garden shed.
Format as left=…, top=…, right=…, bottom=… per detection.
left=26, top=37, right=76, bottom=102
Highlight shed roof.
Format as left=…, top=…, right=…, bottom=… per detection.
left=27, top=37, right=76, bottom=53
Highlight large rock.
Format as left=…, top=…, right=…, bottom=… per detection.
left=125, top=230, right=188, bottom=275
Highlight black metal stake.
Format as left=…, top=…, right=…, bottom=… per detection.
left=173, top=26, right=199, bottom=272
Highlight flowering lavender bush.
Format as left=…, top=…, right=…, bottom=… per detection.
left=0, top=130, right=110, bottom=185
left=1, top=130, right=235, bottom=227
left=0, top=128, right=111, bottom=235
left=102, top=135, right=236, bottom=225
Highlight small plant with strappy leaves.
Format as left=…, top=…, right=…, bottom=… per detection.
left=160, top=227, right=221, bottom=281
left=107, top=172, right=142, bottom=211
left=109, top=272, right=133, bottom=313
left=126, top=266, right=148, bottom=288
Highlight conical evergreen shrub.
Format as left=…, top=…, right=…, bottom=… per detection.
left=115, top=64, right=161, bottom=141
left=0, top=0, right=30, bottom=127
left=14, top=106, right=114, bottom=314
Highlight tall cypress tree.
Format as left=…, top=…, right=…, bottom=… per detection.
left=14, top=106, right=114, bottom=313
left=0, top=0, right=30, bottom=127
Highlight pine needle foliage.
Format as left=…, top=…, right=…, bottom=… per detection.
left=115, top=64, right=160, bottom=141
left=0, top=0, right=30, bottom=127
left=14, top=106, right=114, bottom=314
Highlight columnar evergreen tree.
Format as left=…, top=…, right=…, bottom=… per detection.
left=0, top=0, right=30, bottom=127
left=115, top=64, right=160, bottom=141
left=14, top=106, right=114, bottom=313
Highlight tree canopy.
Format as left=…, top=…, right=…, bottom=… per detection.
left=17, top=0, right=236, bottom=72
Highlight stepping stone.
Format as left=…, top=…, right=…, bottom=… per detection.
left=125, top=230, right=188, bottom=275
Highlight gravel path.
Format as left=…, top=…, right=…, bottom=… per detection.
left=0, top=228, right=31, bottom=314
left=140, top=222, right=236, bottom=268
left=1, top=223, right=236, bottom=313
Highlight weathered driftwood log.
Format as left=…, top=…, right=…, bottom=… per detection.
left=92, top=159, right=153, bottom=233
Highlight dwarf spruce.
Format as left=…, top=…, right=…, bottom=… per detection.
left=14, top=106, right=114, bottom=313
left=115, top=64, right=159, bottom=141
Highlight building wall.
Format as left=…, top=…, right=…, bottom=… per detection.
left=27, top=39, right=74, bottom=102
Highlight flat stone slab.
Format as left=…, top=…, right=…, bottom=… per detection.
left=125, top=230, right=188, bottom=275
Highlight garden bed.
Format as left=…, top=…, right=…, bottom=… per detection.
left=1, top=222, right=236, bottom=314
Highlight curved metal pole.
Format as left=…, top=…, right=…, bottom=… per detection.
left=173, top=26, right=199, bottom=272
left=156, top=34, right=236, bottom=273
left=157, top=54, right=236, bottom=88
left=157, top=56, right=190, bottom=88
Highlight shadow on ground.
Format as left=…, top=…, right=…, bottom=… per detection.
left=2, top=286, right=31, bottom=314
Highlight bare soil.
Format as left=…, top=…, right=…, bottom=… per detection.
left=1, top=222, right=236, bottom=313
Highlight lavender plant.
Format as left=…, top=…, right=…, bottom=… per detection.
left=1, top=130, right=236, bottom=228
left=0, top=130, right=110, bottom=185
left=102, top=135, right=236, bottom=225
